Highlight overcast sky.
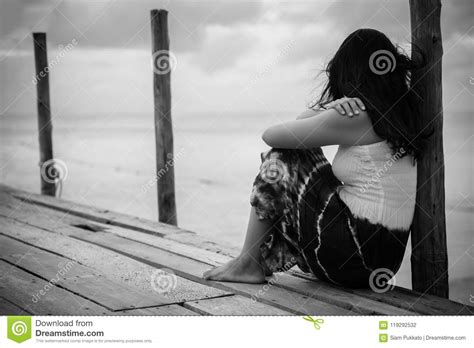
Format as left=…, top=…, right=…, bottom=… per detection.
left=0, top=0, right=472, bottom=117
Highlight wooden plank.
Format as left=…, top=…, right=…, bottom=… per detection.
left=1, top=187, right=470, bottom=315
left=290, top=270, right=473, bottom=315
left=0, top=195, right=416, bottom=315
left=183, top=295, right=291, bottom=316
left=68, top=232, right=364, bottom=315
left=0, top=234, right=177, bottom=311
left=0, top=297, right=31, bottom=315
left=118, top=304, right=200, bottom=316
left=96, top=223, right=231, bottom=266
left=87, top=211, right=469, bottom=315
left=90, top=223, right=468, bottom=315
left=1, top=258, right=197, bottom=316
left=111, top=216, right=469, bottom=314
left=2, top=193, right=229, bottom=266
left=2, top=185, right=238, bottom=257
left=0, top=185, right=178, bottom=236
left=352, top=287, right=472, bottom=316
left=0, top=261, right=110, bottom=315
left=272, top=273, right=417, bottom=316
left=0, top=192, right=355, bottom=315
left=0, top=203, right=320, bottom=315
left=76, top=218, right=473, bottom=315
left=0, top=217, right=230, bottom=305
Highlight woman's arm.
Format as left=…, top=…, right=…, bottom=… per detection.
left=296, top=97, right=366, bottom=120
left=262, top=109, right=382, bottom=149
left=296, top=108, right=321, bottom=120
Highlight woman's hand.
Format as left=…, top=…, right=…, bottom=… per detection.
left=326, top=97, right=366, bottom=117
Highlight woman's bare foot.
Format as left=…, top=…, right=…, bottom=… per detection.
left=203, top=255, right=266, bottom=283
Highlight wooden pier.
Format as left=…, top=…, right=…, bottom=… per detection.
left=19, top=2, right=451, bottom=307
left=0, top=184, right=471, bottom=316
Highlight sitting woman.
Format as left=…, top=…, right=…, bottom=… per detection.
left=203, top=28, right=427, bottom=288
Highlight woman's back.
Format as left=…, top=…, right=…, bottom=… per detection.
left=332, top=140, right=417, bottom=231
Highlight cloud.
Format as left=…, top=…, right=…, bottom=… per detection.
left=0, top=0, right=264, bottom=52
left=0, top=0, right=471, bottom=115
left=190, top=24, right=257, bottom=72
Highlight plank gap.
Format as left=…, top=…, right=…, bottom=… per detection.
left=71, top=223, right=108, bottom=233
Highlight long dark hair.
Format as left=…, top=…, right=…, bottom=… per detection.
left=313, top=28, right=429, bottom=160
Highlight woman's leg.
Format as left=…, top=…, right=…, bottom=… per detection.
left=202, top=207, right=271, bottom=283
left=203, top=147, right=331, bottom=283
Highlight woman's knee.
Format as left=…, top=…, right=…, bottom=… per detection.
left=250, top=148, right=329, bottom=220
left=250, top=150, right=294, bottom=220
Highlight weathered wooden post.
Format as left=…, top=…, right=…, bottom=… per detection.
left=409, top=0, right=448, bottom=297
left=33, top=32, right=56, bottom=196
left=150, top=9, right=177, bottom=225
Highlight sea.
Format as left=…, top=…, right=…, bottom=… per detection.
left=1, top=110, right=472, bottom=305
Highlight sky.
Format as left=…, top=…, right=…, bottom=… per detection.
left=0, top=0, right=472, bottom=117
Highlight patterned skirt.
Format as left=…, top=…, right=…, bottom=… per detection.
left=250, top=148, right=409, bottom=288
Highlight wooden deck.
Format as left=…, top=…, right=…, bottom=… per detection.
left=0, top=184, right=472, bottom=316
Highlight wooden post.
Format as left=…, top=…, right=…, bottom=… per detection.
left=409, top=0, right=448, bottom=297
left=33, top=32, right=56, bottom=196
left=150, top=10, right=177, bottom=225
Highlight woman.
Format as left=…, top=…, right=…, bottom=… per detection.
left=203, top=28, right=427, bottom=288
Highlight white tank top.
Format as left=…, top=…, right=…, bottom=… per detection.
left=332, top=140, right=417, bottom=231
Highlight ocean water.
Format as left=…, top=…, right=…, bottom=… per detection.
left=1, top=110, right=472, bottom=305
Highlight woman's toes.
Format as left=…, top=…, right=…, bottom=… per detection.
left=203, top=268, right=216, bottom=279
left=202, top=257, right=266, bottom=283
